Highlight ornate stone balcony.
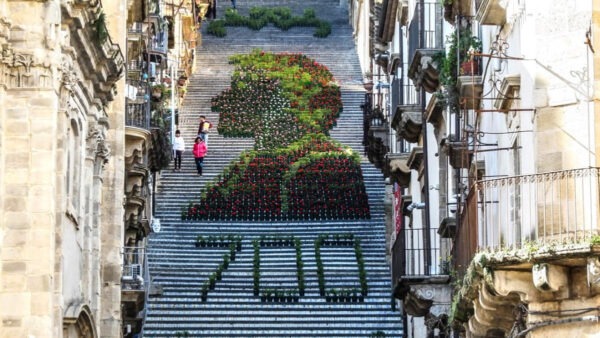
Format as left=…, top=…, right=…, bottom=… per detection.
left=440, top=136, right=471, bottom=169
left=391, top=105, right=422, bottom=144
left=453, top=167, right=600, bottom=336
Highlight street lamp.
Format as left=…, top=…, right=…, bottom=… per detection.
left=167, top=58, right=179, bottom=146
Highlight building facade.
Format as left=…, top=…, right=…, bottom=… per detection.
left=353, top=0, right=600, bottom=337
left=122, top=0, right=198, bottom=336
left=0, top=0, right=125, bottom=337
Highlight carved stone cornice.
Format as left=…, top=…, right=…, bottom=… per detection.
left=366, top=135, right=388, bottom=170
left=425, top=94, right=444, bottom=129
left=61, top=1, right=125, bottom=105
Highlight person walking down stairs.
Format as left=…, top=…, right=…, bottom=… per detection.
left=172, top=130, right=185, bottom=172
left=197, top=115, right=213, bottom=147
left=193, top=137, right=207, bottom=176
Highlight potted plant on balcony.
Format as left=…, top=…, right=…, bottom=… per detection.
left=438, top=28, right=482, bottom=88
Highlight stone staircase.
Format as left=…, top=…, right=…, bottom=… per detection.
left=143, top=0, right=402, bottom=336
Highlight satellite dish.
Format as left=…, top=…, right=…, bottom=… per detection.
left=151, top=218, right=161, bottom=233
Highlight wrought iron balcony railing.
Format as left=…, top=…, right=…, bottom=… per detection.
left=126, top=102, right=150, bottom=129
left=401, top=225, right=445, bottom=277
left=455, top=167, right=600, bottom=272
left=407, top=1, right=444, bottom=69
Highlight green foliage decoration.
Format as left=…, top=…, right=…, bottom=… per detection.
left=206, top=7, right=332, bottom=38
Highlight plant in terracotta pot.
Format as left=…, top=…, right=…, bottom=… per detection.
left=438, top=27, right=482, bottom=87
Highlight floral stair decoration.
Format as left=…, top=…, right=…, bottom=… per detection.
left=254, top=235, right=305, bottom=303
left=185, top=50, right=369, bottom=221
left=197, top=235, right=244, bottom=302
left=207, top=7, right=331, bottom=38
left=314, top=233, right=368, bottom=302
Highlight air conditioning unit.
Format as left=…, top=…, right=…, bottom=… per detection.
left=123, top=264, right=142, bottom=280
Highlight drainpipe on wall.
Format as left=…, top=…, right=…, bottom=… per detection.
left=419, top=0, right=432, bottom=275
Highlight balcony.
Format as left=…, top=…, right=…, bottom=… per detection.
left=387, top=153, right=411, bottom=188
left=455, top=168, right=600, bottom=274
left=457, top=57, right=483, bottom=110
left=407, top=1, right=444, bottom=93
left=392, top=205, right=451, bottom=318
left=122, top=246, right=148, bottom=338
left=126, top=101, right=151, bottom=130
left=61, top=1, right=125, bottom=104
left=440, top=136, right=471, bottom=169
left=391, top=105, right=422, bottom=144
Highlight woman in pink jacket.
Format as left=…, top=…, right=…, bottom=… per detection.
left=192, top=137, right=208, bottom=176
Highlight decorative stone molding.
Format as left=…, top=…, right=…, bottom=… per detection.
left=63, top=303, right=98, bottom=338
left=394, top=277, right=451, bottom=318
left=61, top=56, right=79, bottom=92
left=0, top=48, right=53, bottom=89
left=532, top=263, right=568, bottom=292
left=0, top=16, right=11, bottom=45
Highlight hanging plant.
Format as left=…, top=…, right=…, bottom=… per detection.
left=93, top=11, right=109, bottom=44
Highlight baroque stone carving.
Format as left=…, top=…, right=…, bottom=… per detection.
left=86, top=124, right=110, bottom=165
left=0, top=49, right=52, bottom=89
left=61, top=56, right=79, bottom=92
left=587, top=257, right=600, bottom=286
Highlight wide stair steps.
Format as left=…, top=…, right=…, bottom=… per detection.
left=144, top=0, right=401, bottom=336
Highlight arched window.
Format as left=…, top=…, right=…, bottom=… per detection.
left=66, top=118, right=82, bottom=222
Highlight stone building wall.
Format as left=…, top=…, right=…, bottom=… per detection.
left=0, top=1, right=125, bottom=337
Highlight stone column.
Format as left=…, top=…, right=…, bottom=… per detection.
left=99, top=1, right=127, bottom=337
left=0, top=1, right=61, bottom=337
